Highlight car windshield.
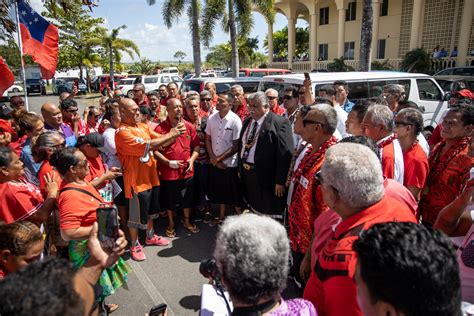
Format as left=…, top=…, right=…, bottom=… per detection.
left=26, top=79, right=40, bottom=84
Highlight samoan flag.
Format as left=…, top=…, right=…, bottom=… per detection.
left=18, top=0, right=58, bottom=79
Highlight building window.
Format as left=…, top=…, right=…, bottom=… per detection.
left=319, top=7, right=329, bottom=25
left=380, top=0, right=388, bottom=16
left=344, top=42, right=355, bottom=60
left=318, top=44, right=328, bottom=61
left=377, top=39, right=386, bottom=59
left=346, top=2, right=357, bottom=21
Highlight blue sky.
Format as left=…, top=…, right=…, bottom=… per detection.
left=30, top=0, right=308, bottom=63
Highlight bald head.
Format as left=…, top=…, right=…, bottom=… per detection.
left=166, top=97, right=183, bottom=121
left=119, top=98, right=139, bottom=125
left=41, top=103, right=63, bottom=128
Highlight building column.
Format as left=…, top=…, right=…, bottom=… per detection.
left=267, top=23, right=274, bottom=64
left=457, top=0, right=473, bottom=66
left=371, top=0, right=380, bottom=60
left=288, top=17, right=296, bottom=69
left=310, top=13, right=318, bottom=70
left=337, top=8, right=346, bottom=58
left=409, top=0, right=423, bottom=50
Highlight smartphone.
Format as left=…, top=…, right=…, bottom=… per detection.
left=149, top=303, right=167, bottom=316
left=304, top=72, right=310, bottom=80
left=96, top=205, right=119, bottom=251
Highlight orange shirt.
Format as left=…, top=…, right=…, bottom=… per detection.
left=115, top=122, right=160, bottom=198
left=312, top=196, right=417, bottom=316
left=403, top=142, right=428, bottom=189
left=58, top=182, right=103, bottom=230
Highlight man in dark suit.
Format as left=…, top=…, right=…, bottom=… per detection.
left=239, top=91, right=294, bottom=219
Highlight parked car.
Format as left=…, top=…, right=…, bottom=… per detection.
left=117, top=78, right=137, bottom=98
left=65, top=79, right=87, bottom=94
left=180, top=77, right=262, bottom=95
left=25, top=79, right=46, bottom=95
left=259, top=71, right=448, bottom=128
left=135, top=74, right=183, bottom=93
left=434, top=76, right=474, bottom=93
left=1, top=84, right=24, bottom=100
left=161, top=66, right=179, bottom=75
left=225, top=68, right=293, bottom=78
left=183, top=72, right=217, bottom=80
left=434, top=66, right=474, bottom=77
left=53, top=77, right=77, bottom=95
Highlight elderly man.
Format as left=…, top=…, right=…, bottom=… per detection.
left=304, top=143, right=417, bottom=315
left=115, top=98, right=185, bottom=261
left=353, top=222, right=461, bottom=316
left=9, top=96, right=25, bottom=110
left=266, top=88, right=285, bottom=115
left=199, top=90, right=215, bottom=117
left=239, top=91, right=293, bottom=219
left=334, top=80, right=354, bottom=113
left=394, top=108, right=428, bottom=202
left=362, top=104, right=404, bottom=183
left=204, top=82, right=218, bottom=107
left=205, top=93, right=243, bottom=225
left=230, top=84, right=249, bottom=121
left=41, top=103, right=76, bottom=147
left=132, top=83, right=148, bottom=106
left=287, top=103, right=338, bottom=293
left=383, top=83, right=405, bottom=113
left=155, top=98, right=200, bottom=238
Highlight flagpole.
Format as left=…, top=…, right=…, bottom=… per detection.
left=14, top=0, right=29, bottom=111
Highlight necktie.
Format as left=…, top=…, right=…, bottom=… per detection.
left=242, top=121, right=258, bottom=161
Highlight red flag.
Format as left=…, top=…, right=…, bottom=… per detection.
left=0, top=57, right=14, bottom=96
left=18, top=0, right=58, bottom=79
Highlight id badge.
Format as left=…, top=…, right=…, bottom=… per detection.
left=299, top=176, right=309, bottom=189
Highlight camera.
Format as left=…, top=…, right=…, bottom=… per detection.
left=200, top=257, right=233, bottom=315
left=199, top=257, right=219, bottom=279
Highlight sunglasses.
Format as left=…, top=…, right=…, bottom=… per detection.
left=116, top=94, right=125, bottom=98
left=394, top=121, right=412, bottom=127
left=283, top=95, right=294, bottom=100
left=303, top=119, right=325, bottom=128
left=202, top=98, right=211, bottom=102
left=267, top=96, right=278, bottom=100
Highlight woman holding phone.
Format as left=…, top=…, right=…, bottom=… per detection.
left=51, top=147, right=130, bottom=314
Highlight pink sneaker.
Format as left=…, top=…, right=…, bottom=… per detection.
left=146, top=234, right=170, bottom=246
left=130, top=243, right=146, bottom=261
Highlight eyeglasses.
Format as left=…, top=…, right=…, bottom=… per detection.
left=283, top=95, right=294, bottom=100
left=267, top=96, right=278, bottom=100
left=303, top=119, right=325, bottom=128
left=202, top=98, right=211, bottom=102
left=116, top=94, right=125, bottom=98
left=394, top=121, right=412, bottom=127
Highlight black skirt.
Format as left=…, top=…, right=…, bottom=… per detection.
left=207, top=165, right=242, bottom=206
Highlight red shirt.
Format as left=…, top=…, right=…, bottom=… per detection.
left=0, top=179, right=44, bottom=224
left=271, top=105, right=286, bottom=116
left=155, top=119, right=199, bottom=180
left=384, top=177, right=418, bottom=218
left=134, top=95, right=149, bottom=106
left=233, top=99, right=249, bottom=121
left=403, top=142, right=428, bottom=189
left=428, top=124, right=442, bottom=147
left=64, top=119, right=89, bottom=136
left=312, top=196, right=417, bottom=316
left=38, top=161, right=61, bottom=198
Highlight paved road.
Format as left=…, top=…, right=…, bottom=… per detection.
left=13, top=93, right=298, bottom=316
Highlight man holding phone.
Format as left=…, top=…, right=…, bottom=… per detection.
left=116, top=98, right=186, bottom=261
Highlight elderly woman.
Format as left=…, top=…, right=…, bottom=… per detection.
left=0, top=221, right=44, bottom=279
left=214, top=214, right=317, bottom=315
left=383, top=84, right=406, bottom=113
left=51, top=147, right=130, bottom=313
left=0, top=146, right=58, bottom=226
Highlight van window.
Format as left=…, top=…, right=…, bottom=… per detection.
left=161, top=76, right=171, bottom=83
left=181, top=81, right=201, bottom=92
left=172, top=76, right=182, bottom=82
left=250, top=71, right=266, bottom=77
left=144, top=77, right=158, bottom=84
left=346, top=82, right=368, bottom=100
left=259, top=81, right=301, bottom=98
left=239, top=81, right=261, bottom=93
left=216, top=83, right=233, bottom=93
left=417, top=79, right=442, bottom=101
left=368, top=79, right=410, bottom=98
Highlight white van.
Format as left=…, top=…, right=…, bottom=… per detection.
left=137, top=74, right=183, bottom=93
left=161, top=67, right=179, bottom=75
left=258, top=71, right=448, bottom=127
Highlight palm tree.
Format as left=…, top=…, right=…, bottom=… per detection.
left=359, top=0, right=373, bottom=71
left=91, top=26, right=140, bottom=88
left=201, top=0, right=275, bottom=77
left=159, top=0, right=202, bottom=77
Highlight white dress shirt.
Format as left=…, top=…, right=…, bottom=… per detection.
left=206, top=111, right=242, bottom=168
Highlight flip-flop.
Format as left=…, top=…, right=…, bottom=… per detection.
left=165, top=227, right=176, bottom=238
left=184, top=223, right=200, bottom=234
left=106, top=303, right=119, bottom=314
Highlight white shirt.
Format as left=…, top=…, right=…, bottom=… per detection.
left=206, top=111, right=242, bottom=168
left=417, top=133, right=430, bottom=157
left=334, top=104, right=349, bottom=138
left=377, top=134, right=405, bottom=184
left=240, top=112, right=267, bottom=164
left=101, top=127, right=122, bottom=169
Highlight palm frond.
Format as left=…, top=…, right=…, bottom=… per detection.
left=201, top=0, right=226, bottom=47
left=235, top=0, right=252, bottom=37
left=162, top=0, right=187, bottom=28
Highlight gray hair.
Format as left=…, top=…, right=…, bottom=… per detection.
left=322, top=143, right=384, bottom=209
left=230, top=84, right=243, bottom=94
left=265, top=88, right=278, bottom=96
left=396, top=108, right=424, bottom=135
left=214, top=214, right=289, bottom=305
left=31, top=131, right=62, bottom=163
left=384, top=84, right=406, bottom=102
left=134, top=83, right=145, bottom=92
left=310, top=103, right=337, bottom=134
left=367, top=104, right=394, bottom=131
left=185, top=94, right=200, bottom=106
left=248, top=91, right=269, bottom=108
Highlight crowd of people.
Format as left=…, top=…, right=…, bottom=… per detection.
left=0, top=75, right=473, bottom=315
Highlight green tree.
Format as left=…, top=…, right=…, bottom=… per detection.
left=328, top=56, right=354, bottom=72
left=174, top=51, right=187, bottom=64
left=159, top=0, right=202, bottom=77
left=263, top=26, right=309, bottom=59
left=201, top=0, right=275, bottom=77
left=89, top=25, right=140, bottom=88
left=206, top=43, right=232, bottom=69
left=401, top=48, right=431, bottom=73
left=129, top=57, right=155, bottom=75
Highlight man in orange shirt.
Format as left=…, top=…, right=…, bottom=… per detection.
left=115, top=98, right=186, bottom=261
left=394, top=108, right=428, bottom=203
left=305, top=143, right=417, bottom=316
